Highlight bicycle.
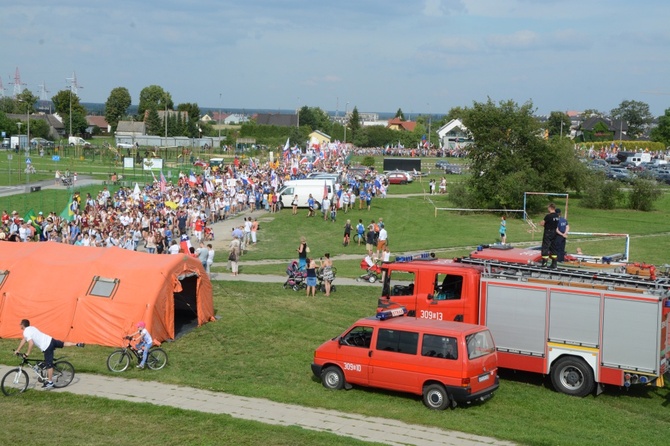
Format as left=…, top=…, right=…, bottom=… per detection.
left=2, top=353, right=75, bottom=396
left=106, top=336, right=168, bottom=372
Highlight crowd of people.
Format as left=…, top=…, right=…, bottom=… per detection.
left=0, top=146, right=399, bottom=284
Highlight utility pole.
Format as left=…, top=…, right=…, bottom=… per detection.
left=344, top=102, right=349, bottom=145
left=427, top=103, right=431, bottom=149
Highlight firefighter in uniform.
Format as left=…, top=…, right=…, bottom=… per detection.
left=539, top=203, right=559, bottom=268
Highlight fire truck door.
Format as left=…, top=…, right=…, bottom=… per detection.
left=427, top=273, right=467, bottom=322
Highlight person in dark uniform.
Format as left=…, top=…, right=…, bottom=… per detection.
left=539, top=203, right=559, bottom=268
left=555, top=208, right=569, bottom=262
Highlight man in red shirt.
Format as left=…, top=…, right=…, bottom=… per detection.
left=194, top=216, right=204, bottom=242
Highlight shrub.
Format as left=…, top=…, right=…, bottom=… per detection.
left=628, top=178, right=662, bottom=211
left=361, top=156, right=376, bottom=167
left=582, top=174, right=622, bottom=209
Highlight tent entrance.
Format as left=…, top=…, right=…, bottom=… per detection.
left=174, top=275, right=199, bottom=339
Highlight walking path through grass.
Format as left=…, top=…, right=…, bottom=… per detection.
left=0, top=365, right=513, bottom=446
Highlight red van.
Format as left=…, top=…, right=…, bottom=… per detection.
left=311, top=311, right=498, bottom=409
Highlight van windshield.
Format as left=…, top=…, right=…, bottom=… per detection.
left=466, top=330, right=496, bottom=360
left=340, top=326, right=373, bottom=348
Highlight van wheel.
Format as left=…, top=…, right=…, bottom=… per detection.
left=423, top=384, right=450, bottom=410
left=550, top=357, right=594, bottom=397
left=321, top=366, right=345, bottom=390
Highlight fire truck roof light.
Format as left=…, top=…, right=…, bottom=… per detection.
left=395, top=252, right=435, bottom=263
left=376, top=307, right=408, bottom=320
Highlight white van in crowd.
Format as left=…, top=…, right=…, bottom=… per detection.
left=276, top=179, right=336, bottom=209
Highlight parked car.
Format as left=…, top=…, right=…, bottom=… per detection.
left=311, top=313, right=499, bottom=410
left=606, top=167, right=635, bottom=182
left=387, top=171, right=412, bottom=184
left=588, top=159, right=609, bottom=171
left=436, top=160, right=465, bottom=174
left=68, top=136, right=91, bottom=147
left=30, top=137, right=54, bottom=148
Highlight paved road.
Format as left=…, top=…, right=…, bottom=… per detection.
left=0, top=365, right=513, bottom=446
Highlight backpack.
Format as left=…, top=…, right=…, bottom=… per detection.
left=357, top=223, right=364, bottom=234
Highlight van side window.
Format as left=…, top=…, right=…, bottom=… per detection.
left=341, top=326, right=373, bottom=348
left=422, top=334, right=458, bottom=360
left=382, top=270, right=415, bottom=298
left=433, top=273, right=463, bottom=301
left=376, top=329, right=418, bottom=355
left=466, top=330, right=496, bottom=359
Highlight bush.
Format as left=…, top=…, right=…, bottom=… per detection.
left=582, top=174, right=622, bottom=209
left=361, top=156, right=376, bottom=167
left=628, top=178, right=662, bottom=211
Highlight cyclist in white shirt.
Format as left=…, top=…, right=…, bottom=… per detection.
left=14, top=319, right=84, bottom=389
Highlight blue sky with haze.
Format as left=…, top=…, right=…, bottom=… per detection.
left=3, top=0, right=669, bottom=116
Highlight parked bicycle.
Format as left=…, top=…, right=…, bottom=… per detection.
left=106, top=336, right=168, bottom=372
left=2, top=353, right=75, bottom=396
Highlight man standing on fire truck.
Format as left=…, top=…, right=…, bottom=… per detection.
left=539, top=203, right=559, bottom=268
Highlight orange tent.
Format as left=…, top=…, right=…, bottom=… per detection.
left=0, top=242, right=214, bottom=347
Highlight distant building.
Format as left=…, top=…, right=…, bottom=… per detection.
left=7, top=113, right=64, bottom=140
left=308, top=130, right=331, bottom=148
left=116, top=120, right=146, bottom=137
left=436, top=119, right=472, bottom=149
left=387, top=117, right=417, bottom=132
left=577, top=117, right=629, bottom=142
left=86, top=115, right=110, bottom=134
left=255, top=113, right=298, bottom=127
left=224, top=113, right=249, bottom=125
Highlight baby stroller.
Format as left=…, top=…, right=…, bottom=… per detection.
left=357, top=258, right=382, bottom=283
left=283, top=260, right=307, bottom=291
left=61, top=176, right=73, bottom=187
left=316, top=266, right=337, bottom=293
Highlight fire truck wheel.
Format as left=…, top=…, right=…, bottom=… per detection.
left=550, top=357, right=594, bottom=397
left=423, top=383, right=450, bottom=410
left=321, top=366, right=345, bottom=390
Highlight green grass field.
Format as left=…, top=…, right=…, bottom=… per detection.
left=2, top=156, right=670, bottom=445
left=1, top=282, right=668, bottom=445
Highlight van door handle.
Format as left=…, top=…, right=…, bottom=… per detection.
left=454, top=314, right=463, bottom=322
left=368, top=351, right=372, bottom=357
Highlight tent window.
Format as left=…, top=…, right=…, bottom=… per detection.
left=0, top=270, right=7, bottom=289
left=88, top=276, right=119, bottom=298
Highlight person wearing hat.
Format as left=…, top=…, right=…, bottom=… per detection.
left=129, top=321, right=153, bottom=369
left=555, top=208, right=570, bottom=262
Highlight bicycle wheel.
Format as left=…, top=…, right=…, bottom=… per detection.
left=1, top=368, right=29, bottom=396
left=107, top=350, right=131, bottom=372
left=52, top=361, right=75, bottom=388
left=146, top=348, right=168, bottom=370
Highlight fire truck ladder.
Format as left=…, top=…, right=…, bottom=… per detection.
left=456, top=257, right=670, bottom=296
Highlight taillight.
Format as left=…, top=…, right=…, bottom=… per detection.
left=461, top=377, right=470, bottom=387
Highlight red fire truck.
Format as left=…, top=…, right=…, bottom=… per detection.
left=377, top=246, right=670, bottom=396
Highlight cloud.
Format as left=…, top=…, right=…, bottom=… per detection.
left=422, top=0, right=466, bottom=17
left=486, top=30, right=540, bottom=50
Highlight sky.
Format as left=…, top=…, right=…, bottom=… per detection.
left=3, top=0, right=670, bottom=117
